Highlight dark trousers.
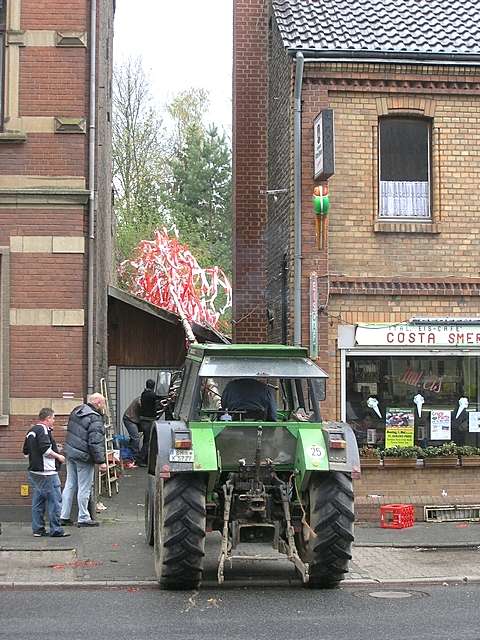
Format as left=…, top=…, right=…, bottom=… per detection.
left=138, top=418, right=153, bottom=464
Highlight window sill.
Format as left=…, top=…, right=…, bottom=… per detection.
left=0, top=414, right=9, bottom=426
left=374, top=221, right=440, bottom=234
left=0, top=131, right=27, bottom=143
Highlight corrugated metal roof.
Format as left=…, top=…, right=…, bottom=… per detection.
left=272, top=0, right=480, bottom=60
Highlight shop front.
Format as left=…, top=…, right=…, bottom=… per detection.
left=338, top=321, right=480, bottom=449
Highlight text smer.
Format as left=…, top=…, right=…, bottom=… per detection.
left=386, top=331, right=480, bottom=345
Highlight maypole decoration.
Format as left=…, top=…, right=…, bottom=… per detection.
left=119, top=228, right=232, bottom=331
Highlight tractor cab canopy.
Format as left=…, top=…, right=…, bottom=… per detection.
left=174, top=345, right=329, bottom=423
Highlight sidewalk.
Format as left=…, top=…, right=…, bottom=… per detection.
left=1, top=468, right=480, bottom=588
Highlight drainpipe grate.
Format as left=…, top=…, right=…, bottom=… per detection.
left=424, top=505, right=480, bottom=522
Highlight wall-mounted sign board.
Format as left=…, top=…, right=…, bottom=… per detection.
left=313, top=109, right=335, bottom=181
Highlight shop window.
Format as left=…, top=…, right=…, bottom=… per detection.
left=379, top=117, right=431, bottom=219
left=346, top=355, right=480, bottom=448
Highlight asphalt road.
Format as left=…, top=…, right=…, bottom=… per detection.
left=1, top=584, right=479, bottom=640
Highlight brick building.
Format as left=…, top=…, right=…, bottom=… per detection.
left=233, top=1, right=480, bottom=517
left=0, top=0, right=114, bottom=510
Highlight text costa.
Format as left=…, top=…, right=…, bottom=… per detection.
left=386, top=332, right=480, bottom=345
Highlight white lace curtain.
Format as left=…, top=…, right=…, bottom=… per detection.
left=379, top=181, right=430, bottom=219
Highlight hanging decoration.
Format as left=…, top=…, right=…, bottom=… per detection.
left=413, top=393, right=425, bottom=417
left=367, top=396, right=382, bottom=419
left=312, top=185, right=330, bottom=249
left=456, top=397, right=469, bottom=419
left=119, top=228, right=232, bottom=330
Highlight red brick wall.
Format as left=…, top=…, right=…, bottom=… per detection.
left=21, top=0, right=88, bottom=30
left=19, top=48, right=88, bottom=116
left=232, top=0, right=269, bottom=343
left=0, top=0, right=90, bottom=476
left=355, top=465, right=480, bottom=522
left=0, top=209, right=86, bottom=239
left=0, top=134, right=86, bottom=175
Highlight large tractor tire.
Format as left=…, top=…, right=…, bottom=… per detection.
left=296, top=471, right=354, bottom=589
left=154, top=473, right=206, bottom=590
left=144, top=488, right=154, bottom=546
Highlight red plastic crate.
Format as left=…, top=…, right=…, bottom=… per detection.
left=380, top=503, right=415, bottom=529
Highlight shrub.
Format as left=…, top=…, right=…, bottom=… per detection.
left=359, top=445, right=381, bottom=459
left=380, top=446, right=422, bottom=459
left=457, top=445, right=480, bottom=457
left=421, top=442, right=458, bottom=458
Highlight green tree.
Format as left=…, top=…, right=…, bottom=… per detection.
left=164, top=121, right=232, bottom=276
left=112, top=58, right=168, bottom=263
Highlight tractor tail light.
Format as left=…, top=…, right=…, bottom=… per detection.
left=174, top=438, right=192, bottom=449
left=172, top=428, right=192, bottom=449
left=328, top=432, right=346, bottom=449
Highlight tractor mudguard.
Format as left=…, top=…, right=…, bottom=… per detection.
left=150, top=420, right=218, bottom=478
left=295, top=427, right=329, bottom=491
left=151, top=419, right=193, bottom=475
left=323, top=421, right=361, bottom=473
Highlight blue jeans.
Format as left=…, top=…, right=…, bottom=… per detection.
left=29, top=472, right=63, bottom=535
left=60, top=459, right=95, bottom=523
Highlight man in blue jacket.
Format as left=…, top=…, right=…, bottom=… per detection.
left=23, top=408, right=69, bottom=537
left=60, top=393, right=107, bottom=528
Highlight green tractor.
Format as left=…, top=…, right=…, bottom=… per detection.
left=144, top=343, right=360, bottom=590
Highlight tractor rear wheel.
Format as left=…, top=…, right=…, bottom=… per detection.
left=154, top=473, right=206, bottom=590
left=144, top=488, right=154, bottom=546
left=296, top=472, right=354, bottom=588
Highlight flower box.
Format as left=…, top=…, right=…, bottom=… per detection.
left=422, top=456, right=458, bottom=468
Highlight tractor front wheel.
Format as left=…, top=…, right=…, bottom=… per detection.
left=154, top=473, right=206, bottom=590
left=296, top=472, right=354, bottom=588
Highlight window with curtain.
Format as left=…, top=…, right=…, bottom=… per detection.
left=379, top=117, right=431, bottom=219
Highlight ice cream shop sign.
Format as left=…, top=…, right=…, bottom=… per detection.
left=355, top=323, right=480, bottom=347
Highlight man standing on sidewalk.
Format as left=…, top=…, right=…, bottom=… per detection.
left=60, top=393, right=107, bottom=528
left=23, top=408, right=69, bottom=538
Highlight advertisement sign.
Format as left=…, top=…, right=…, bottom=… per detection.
left=309, top=273, right=318, bottom=360
left=385, top=408, right=414, bottom=448
left=468, top=412, right=480, bottom=433
left=385, top=427, right=414, bottom=448
left=386, top=408, right=414, bottom=427
left=430, top=409, right=451, bottom=440
left=355, top=323, right=480, bottom=347
left=313, top=110, right=335, bottom=180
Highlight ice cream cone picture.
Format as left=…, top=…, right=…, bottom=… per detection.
left=367, top=396, right=382, bottom=419
left=413, top=393, right=424, bottom=417
left=456, top=397, right=469, bottom=419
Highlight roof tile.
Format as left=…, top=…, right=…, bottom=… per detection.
left=272, top=0, right=480, bottom=59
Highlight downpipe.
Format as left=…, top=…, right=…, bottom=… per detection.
left=87, top=0, right=97, bottom=394
left=293, top=52, right=304, bottom=346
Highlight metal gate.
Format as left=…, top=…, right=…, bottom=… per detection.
left=116, top=367, right=175, bottom=432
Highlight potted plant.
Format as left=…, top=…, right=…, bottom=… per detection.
left=421, top=442, right=459, bottom=468
left=381, top=445, right=421, bottom=468
left=457, top=445, right=480, bottom=467
left=359, top=445, right=381, bottom=468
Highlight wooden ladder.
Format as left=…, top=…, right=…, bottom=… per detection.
left=98, top=377, right=119, bottom=497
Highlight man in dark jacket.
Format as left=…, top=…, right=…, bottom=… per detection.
left=23, top=408, right=69, bottom=537
left=122, top=396, right=142, bottom=466
left=60, top=393, right=107, bottom=528
left=221, top=378, right=277, bottom=421
left=138, top=379, right=161, bottom=465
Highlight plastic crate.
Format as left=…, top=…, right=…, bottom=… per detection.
left=380, top=503, right=414, bottom=529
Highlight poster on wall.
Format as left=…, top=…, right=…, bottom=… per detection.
left=430, top=410, right=451, bottom=440
left=385, top=427, right=414, bottom=448
left=385, top=408, right=414, bottom=448
left=468, top=412, right=480, bottom=433
left=386, top=408, right=414, bottom=428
